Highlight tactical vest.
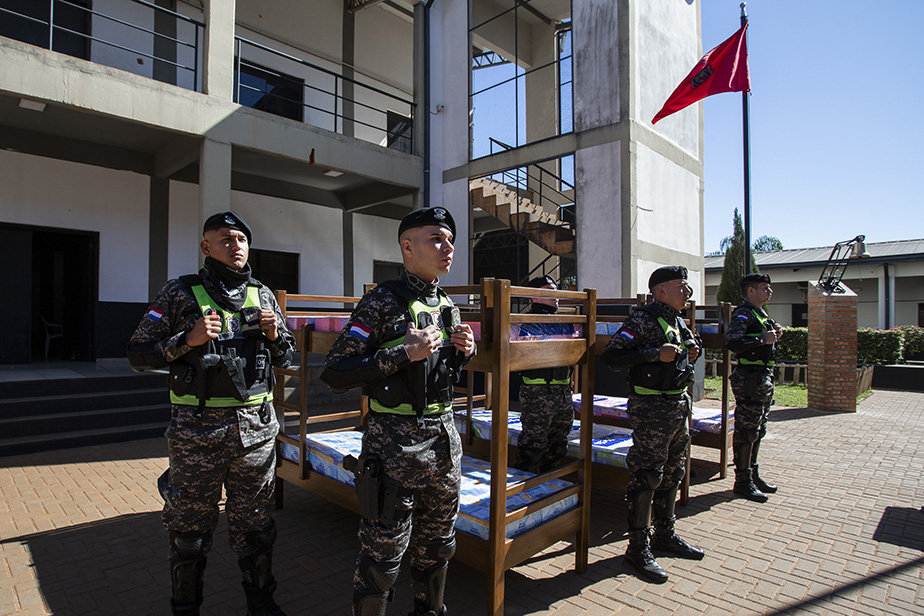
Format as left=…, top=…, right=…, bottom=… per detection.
left=169, top=277, right=272, bottom=408
left=629, top=305, right=694, bottom=396
left=368, top=280, right=459, bottom=419
left=735, top=307, right=775, bottom=368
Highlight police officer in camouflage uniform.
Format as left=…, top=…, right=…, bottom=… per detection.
left=726, top=272, right=782, bottom=503
left=127, top=211, right=294, bottom=616
left=601, top=266, right=705, bottom=584
left=321, top=207, right=476, bottom=616
left=513, top=275, right=575, bottom=474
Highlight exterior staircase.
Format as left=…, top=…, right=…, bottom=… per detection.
left=469, top=176, right=575, bottom=256
left=0, top=371, right=171, bottom=457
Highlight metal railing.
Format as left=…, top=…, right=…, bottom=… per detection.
left=234, top=36, right=415, bottom=154
left=0, top=0, right=204, bottom=91
left=487, top=138, right=575, bottom=227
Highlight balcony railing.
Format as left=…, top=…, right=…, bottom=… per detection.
left=234, top=36, right=415, bottom=154
left=0, top=0, right=204, bottom=91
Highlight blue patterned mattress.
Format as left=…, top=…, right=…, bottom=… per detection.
left=277, top=428, right=578, bottom=540
left=454, top=409, right=632, bottom=469
left=572, top=394, right=733, bottom=435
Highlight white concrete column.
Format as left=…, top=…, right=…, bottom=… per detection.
left=436, top=0, right=471, bottom=284
left=198, top=138, right=232, bottom=259
left=202, top=0, right=236, bottom=100
left=573, top=0, right=623, bottom=296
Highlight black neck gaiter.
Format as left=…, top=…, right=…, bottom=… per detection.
left=202, top=256, right=252, bottom=312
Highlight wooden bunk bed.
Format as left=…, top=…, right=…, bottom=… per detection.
left=271, top=280, right=597, bottom=616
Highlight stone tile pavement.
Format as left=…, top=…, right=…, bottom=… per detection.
left=1, top=390, right=922, bottom=615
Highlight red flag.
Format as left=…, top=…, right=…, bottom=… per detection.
left=652, top=23, right=750, bottom=124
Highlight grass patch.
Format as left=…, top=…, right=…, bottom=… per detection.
left=704, top=376, right=807, bottom=408
left=704, top=376, right=871, bottom=407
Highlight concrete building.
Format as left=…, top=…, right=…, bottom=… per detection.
left=704, top=239, right=924, bottom=329
left=0, top=0, right=705, bottom=364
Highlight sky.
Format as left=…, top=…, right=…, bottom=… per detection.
left=701, top=0, right=924, bottom=254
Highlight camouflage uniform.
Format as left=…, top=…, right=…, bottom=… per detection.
left=128, top=262, right=294, bottom=615
left=321, top=270, right=470, bottom=616
left=601, top=300, right=703, bottom=581
left=514, top=304, right=575, bottom=473
left=726, top=301, right=778, bottom=500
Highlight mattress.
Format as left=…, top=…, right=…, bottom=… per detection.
left=454, top=408, right=632, bottom=469
left=572, top=394, right=733, bottom=435
left=277, top=428, right=578, bottom=540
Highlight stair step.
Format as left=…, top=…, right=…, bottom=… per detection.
left=0, top=372, right=166, bottom=399
left=0, top=404, right=171, bottom=439
left=0, top=388, right=168, bottom=418
left=0, top=421, right=169, bottom=457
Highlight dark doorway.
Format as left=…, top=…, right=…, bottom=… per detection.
left=249, top=248, right=299, bottom=293
left=0, top=224, right=98, bottom=364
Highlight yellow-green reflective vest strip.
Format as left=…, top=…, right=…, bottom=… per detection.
left=170, top=391, right=270, bottom=408
left=369, top=399, right=450, bottom=416
left=633, top=315, right=688, bottom=396
left=522, top=377, right=571, bottom=385
left=740, top=308, right=774, bottom=366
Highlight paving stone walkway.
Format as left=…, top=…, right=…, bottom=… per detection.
left=1, top=390, right=922, bottom=615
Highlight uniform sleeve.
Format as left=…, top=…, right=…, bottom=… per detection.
left=126, top=280, right=198, bottom=372
left=320, top=290, right=411, bottom=392
left=261, top=287, right=295, bottom=368
left=600, top=312, right=661, bottom=368
left=725, top=308, right=764, bottom=353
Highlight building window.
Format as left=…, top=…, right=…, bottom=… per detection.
left=385, top=111, right=412, bottom=154
left=237, top=60, right=304, bottom=122
left=792, top=304, right=808, bottom=328
left=249, top=248, right=299, bottom=293
left=373, top=261, right=403, bottom=284
left=0, top=0, right=91, bottom=60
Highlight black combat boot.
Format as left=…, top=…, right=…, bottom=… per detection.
left=409, top=556, right=450, bottom=615
left=733, top=442, right=767, bottom=502
left=624, top=488, right=667, bottom=583
left=239, top=522, right=287, bottom=616
left=512, top=446, right=543, bottom=474
left=750, top=439, right=778, bottom=493
left=168, top=531, right=210, bottom=616
left=650, top=485, right=705, bottom=560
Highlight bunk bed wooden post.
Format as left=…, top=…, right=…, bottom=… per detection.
left=577, top=287, right=596, bottom=573
left=720, top=302, right=732, bottom=477
left=487, top=278, right=511, bottom=616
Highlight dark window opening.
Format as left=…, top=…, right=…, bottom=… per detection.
left=250, top=248, right=299, bottom=294
left=237, top=60, right=304, bottom=121
left=792, top=303, right=808, bottom=328
left=373, top=261, right=403, bottom=284
left=386, top=110, right=412, bottom=154
left=0, top=0, right=91, bottom=60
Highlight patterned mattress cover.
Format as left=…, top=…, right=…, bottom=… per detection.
left=572, top=394, right=734, bottom=435
left=453, top=409, right=632, bottom=469
left=277, top=428, right=578, bottom=541
left=285, top=316, right=631, bottom=341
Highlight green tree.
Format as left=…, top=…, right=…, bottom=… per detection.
left=715, top=208, right=760, bottom=304
left=753, top=235, right=784, bottom=252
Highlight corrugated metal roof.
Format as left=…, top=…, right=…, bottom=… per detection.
left=704, top=238, right=924, bottom=271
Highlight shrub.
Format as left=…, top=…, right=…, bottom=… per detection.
left=776, top=327, right=807, bottom=362
left=896, top=325, right=924, bottom=362
left=857, top=328, right=903, bottom=365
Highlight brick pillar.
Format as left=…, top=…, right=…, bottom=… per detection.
left=807, top=282, right=858, bottom=412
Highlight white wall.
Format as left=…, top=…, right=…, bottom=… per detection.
left=0, top=150, right=149, bottom=303
left=635, top=143, right=701, bottom=257
left=352, top=214, right=402, bottom=293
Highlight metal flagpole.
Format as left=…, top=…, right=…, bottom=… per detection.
left=740, top=2, right=752, bottom=274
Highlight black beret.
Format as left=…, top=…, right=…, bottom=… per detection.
left=648, top=266, right=688, bottom=290
left=203, top=211, right=252, bottom=244
left=526, top=275, right=556, bottom=289
left=398, top=207, right=455, bottom=239
left=740, top=273, right=771, bottom=286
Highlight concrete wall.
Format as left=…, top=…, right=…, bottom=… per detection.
left=0, top=150, right=149, bottom=303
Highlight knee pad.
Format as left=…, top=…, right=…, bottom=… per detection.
left=244, top=520, right=277, bottom=552
left=169, top=531, right=211, bottom=562
left=668, top=465, right=685, bottom=485
left=744, top=429, right=760, bottom=444
left=358, top=556, right=401, bottom=594
left=427, top=535, right=456, bottom=565
left=634, top=468, right=664, bottom=491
